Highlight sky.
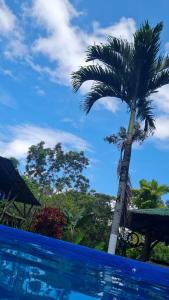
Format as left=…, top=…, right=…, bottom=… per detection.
left=1, top=0, right=169, bottom=196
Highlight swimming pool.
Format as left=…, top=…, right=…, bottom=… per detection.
left=0, top=225, right=169, bottom=299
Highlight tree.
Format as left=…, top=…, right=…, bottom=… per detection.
left=25, top=141, right=90, bottom=195
left=80, top=193, right=114, bottom=249
left=10, top=157, right=19, bottom=171
left=72, top=21, right=169, bottom=253
left=132, top=179, right=169, bottom=209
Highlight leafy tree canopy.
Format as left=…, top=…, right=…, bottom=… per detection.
left=25, top=141, right=90, bottom=194
left=132, top=179, right=169, bottom=209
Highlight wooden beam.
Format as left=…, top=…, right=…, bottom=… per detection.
left=26, top=204, right=33, bottom=218
left=142, top=232, right=151, bottom=261
left=0, top=198, right=15, bottom=222
left=23, top=203, right=26, bottom=218
left=13, top=202, right=25, bottom=218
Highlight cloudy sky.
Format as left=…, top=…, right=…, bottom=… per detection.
left=0, top=0, right=169, bottom=195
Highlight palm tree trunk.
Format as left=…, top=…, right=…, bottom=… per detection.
left=108, top=109, right=136, bottom=254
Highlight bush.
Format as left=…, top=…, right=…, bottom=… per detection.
left=33, top=207, right=66, bottom=239
left=151, top=243, right=169, bottom=263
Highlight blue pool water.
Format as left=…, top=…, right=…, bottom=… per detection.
left=0, top=226, right=169, bottom=299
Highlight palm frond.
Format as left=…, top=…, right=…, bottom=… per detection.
left=149, top=70, right=169, bottom=91
left=155, top=55, right=169, bottom=73
left=82, top=83, right=120, bottom=113
left=86, top=44, right=115, bottom=67
left=133, top=22, right=164, bottom=99
left=72, top=65, right=118, bottom=92
left=137, top=99, right=155, bottom=134
left=107, top=36, right=133, bottom=61
left=86, top=39, right=133, bottom=71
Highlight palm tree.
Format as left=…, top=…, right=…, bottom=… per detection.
left=71, top=22, right=169, bottom=254
left=133, top=179, right=169, bottom=209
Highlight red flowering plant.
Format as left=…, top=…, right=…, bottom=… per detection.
left=33, top=207, right=66, bottom=239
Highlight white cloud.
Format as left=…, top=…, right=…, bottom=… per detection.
left=153, top=116, right=169, bottom=140
left=95, top=97, right=119, bottom=113
left=0, top=124, right=91, bottom=159
left=147, top=85, right=169, bottom=148
left=92, top=17, right=135, bottom=42
left=0, top=0, right=27, bottom=59
left=30, top=0, right=84, bottom=83
left=4, top=38, right=28, bottom=60
left=152, top=85, right=169, bottom=113
left=28, top=1, right=136, bottom=82
left=0, top=1, right=136, bottom=112
left=146, top=115, right=169, bottom=149
left=0, top=0, right=16, bottom=34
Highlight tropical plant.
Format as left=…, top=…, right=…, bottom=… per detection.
left=151, top=243, right=169, bottom=263
left=72, top=21, right=169, bottom=253
left=33, top=207, right=66, bottom=238
left=63, top=208, right=85, bottom=242
left=132, top=179, right=169, bottom=208
left=45, top=190, right=113, bottom=248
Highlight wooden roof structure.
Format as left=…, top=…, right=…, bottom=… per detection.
left=126, top=208, right=169, bottom=244
left=0, top=156, right=40, bottom=206
left=124, top=208, right=169, bottom=261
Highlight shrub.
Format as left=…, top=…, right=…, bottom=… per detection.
left=33, top=207, right=66, bottom=239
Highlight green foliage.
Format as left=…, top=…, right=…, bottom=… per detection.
left=63, top=208, right=85, bottom=243
left=10, top=157, right=20, bottom=170
left=22, top=175, right=40, bottom=198
left=95, top=242, right=107, bottom=251
left=25, top=141, right=90, bottom=194
left=132, top=179, right=169, bottom=208
left=40, top=190, right=114, bottom=249
left=126, top=247, right=142, bottom=259
left=126, top=180, right=169, bottom=263
left=80, top=194, right=113, bottom=249
left=151, top=243, right=169, bottom=262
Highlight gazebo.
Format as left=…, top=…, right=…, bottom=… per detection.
left=125, top=208, right=169, bottom=261
left=0, top=156, right=40, bottom=226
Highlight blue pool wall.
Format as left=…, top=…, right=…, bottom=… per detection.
left=0, top=224, right=169, bottom=288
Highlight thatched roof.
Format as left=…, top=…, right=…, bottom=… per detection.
left=0, top=156, right=40, bottom=206
left=125, top=208, right=169, bottom=244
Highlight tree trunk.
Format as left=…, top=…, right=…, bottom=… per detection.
left=108, top=109, right=136, bottom=254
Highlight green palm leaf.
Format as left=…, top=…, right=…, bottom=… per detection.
left=72, top=65, right=118, bottom=92
left=82, top=83, right=120, bottom=113
left=86, top=39, right=133, bottom=72
left=137, top=99, right=155, bottom=133
left=72, top=21, right=169, bottom=135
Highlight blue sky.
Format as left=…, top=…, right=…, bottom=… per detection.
left=0, top=0, right=169, bottom=196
